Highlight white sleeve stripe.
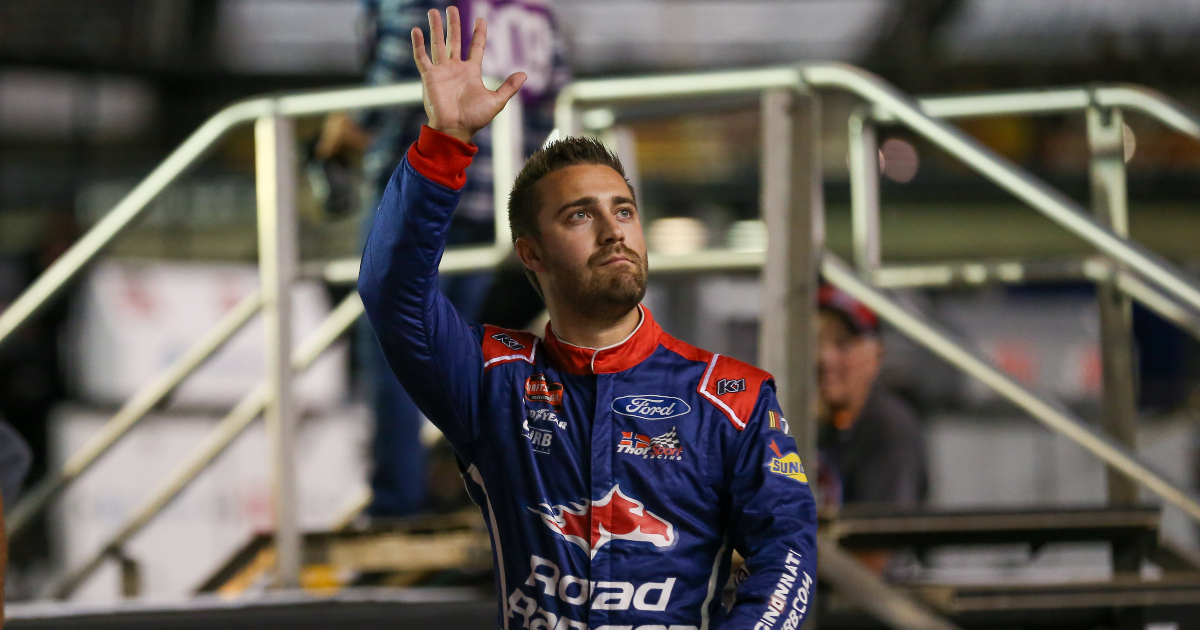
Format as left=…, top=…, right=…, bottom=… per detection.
left=468, top=464, right=509, bottom=628
left=699, top=354, right=746, bottom=429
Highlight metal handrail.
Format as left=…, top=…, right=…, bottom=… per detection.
left=871, top=83, right=1200, bottom=140
left=800, top=63, right=1200, bottom=313
left=0, top=82, right=425, bottom=352
left=870, top=258, right=1200, bottom=342
left=52, top=292, right=365, bottom=599
left=13, top=61, right=1200, bottom=610
left=822, top=255, right=1200, bottom=523
left=554, top=64, right=1200, bottom=517
left=7, top=291, right=263, bottom=538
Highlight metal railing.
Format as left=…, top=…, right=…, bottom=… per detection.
left=2, top=80, right=525, bottom=595
left=2, top=61, right=1198, bottom=627
left=549, top=62, right=1200, bottom=522
left=852, top=83, right=1200, bottom=341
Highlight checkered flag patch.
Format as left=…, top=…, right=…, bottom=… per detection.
left=650, top=427, right=679, bottom=449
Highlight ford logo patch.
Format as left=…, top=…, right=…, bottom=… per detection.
left=612, top=395, right=691, bottom=420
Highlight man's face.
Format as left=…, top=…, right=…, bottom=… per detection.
left=817, top=310, right=883, bottom=416
left=518, top=164, right=648, bottom=320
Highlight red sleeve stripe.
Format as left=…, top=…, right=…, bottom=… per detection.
left=406, top=125, right=478, bottom=190
left=483, top=337, right=539, bottom=370
left=698, top=354, right=747, bottom=430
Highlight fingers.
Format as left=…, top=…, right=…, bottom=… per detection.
left=447, top=6, right=462, bottom=61
left=494, top=71, right=528, bottom=104
left=428, top=9, right=447, bottom=63
left=466, top=17, right=486, bottom=63
left=411, top=28, right=432, bottom=73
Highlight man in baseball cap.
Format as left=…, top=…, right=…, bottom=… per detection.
left=817, top=283, right=928, bottom=512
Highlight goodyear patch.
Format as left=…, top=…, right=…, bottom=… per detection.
left=768, top=439, right=808, bottom=484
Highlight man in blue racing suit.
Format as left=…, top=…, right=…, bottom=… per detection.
left=358, top=8, right=818, bottom=630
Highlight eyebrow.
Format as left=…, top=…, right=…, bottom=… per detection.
left=554, top=195, right=638, bottom=217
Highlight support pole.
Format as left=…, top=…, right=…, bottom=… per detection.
left=760, top=88, right=823, bottom=497
left=491, top=92, right=523, bottom=248
left=255, top=114, right=301, bottom=589
left=1087, top=106, right=1140, bottom=571
left=848, top=107, right=881, bottom=274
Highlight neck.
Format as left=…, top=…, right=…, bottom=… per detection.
left=548, top=303, right=643, bottom=350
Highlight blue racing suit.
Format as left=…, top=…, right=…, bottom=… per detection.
left=359, top=126, right=818, bottom=630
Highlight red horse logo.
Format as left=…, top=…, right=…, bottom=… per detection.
left=530, top=485, right=675, bottom=558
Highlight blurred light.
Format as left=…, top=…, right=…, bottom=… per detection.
left=649, top=217, right=708, bottom=255
left=0, top=71, right=156, bottom=142
left=879, top=138, right=919, bottom=183
left=726, top=220, right=766, bottom=252
left=581, top=108, right=616, bottom=131
left=1123, top=123, right=1136, bottom=163
left=216, top=0, right=363, bottom=74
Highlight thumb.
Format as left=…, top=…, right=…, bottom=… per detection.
left=493, top=72, right=528, bottom=106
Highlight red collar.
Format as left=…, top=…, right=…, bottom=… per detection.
left=542, top=306, right=662, bottom=375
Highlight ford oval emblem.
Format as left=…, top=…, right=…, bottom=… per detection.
left=611, top=395, right=691, bottom=420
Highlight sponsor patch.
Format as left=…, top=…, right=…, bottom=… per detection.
left=767, top=439, right=807, bottom=484
left=525, top=374, right=564, bottom=409
left=756, top=550, right=812, bottom=630
left=618, top=427, right=684, bottom=460
left=491, top=332, right=526, bottom=351
left=530, top=485, right=674, bottom=558
left=612, top=395, right=691, bottom=420
left=768, top=411, right=790, bottom=434
left=507, top=555, right=688, bottom=630
left=526, top=407, right=566, bottom=429
left=716, top=378, right=746, bottom=396
left=522, top=419, right=554, bottom=454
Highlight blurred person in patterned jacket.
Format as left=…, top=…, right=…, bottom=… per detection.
left=317, top=0, right=572, bottom=517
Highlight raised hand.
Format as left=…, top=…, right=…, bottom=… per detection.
left=412, top=7, right=527, bottom=144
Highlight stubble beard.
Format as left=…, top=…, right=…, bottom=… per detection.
left=547, top=245, right=649, bottom=325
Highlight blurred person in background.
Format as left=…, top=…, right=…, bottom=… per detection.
left=816, top=283, right=928, bottom=512
left=317, top=0, right=569, bottom=517
left=816, top=284, right=928, bottom=576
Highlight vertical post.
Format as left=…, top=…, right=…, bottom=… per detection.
left=255, top=114, right=301, bottom=589
left=760, top=88, right=823, bottom=490
left=491, top=90, right=524, bottom=248
left=1087, top=105, right=1140, bottom=571
left=848, top=107, right=881, bottom=274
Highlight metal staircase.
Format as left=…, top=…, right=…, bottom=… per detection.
left=3, top=62, right=1200, bottom=630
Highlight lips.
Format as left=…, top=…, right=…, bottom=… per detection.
left=591, top=246, right=641, bottom=269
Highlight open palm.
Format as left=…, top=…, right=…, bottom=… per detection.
left=412, top=7, right=527, bottom=144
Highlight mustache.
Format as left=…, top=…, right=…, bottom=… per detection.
left=588, top=244, right=644, bottom=268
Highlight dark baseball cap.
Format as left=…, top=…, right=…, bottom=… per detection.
left=818, top=283, right=880, bottom=336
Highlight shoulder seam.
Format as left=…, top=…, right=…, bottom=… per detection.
left=482, top=325, right=540, bottom=371
left=698, top=354, right=747, bottom=430
left=483, top=337, right=539, bottom=369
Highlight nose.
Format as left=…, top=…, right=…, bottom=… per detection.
left=596, top=209, right=626, bottom=245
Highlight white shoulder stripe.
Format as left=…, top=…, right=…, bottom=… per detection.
left=699, top=353, right=746, bottom=429
left=484, top=337, right=539, bottom=369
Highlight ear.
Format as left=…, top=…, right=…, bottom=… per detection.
left=515, top=236, right=547, bottom=273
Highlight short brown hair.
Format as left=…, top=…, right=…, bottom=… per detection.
left=507, top=136, right=633, bottom=296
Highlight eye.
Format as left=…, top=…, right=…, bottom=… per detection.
left=616, top=207, right=634, bottom=219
